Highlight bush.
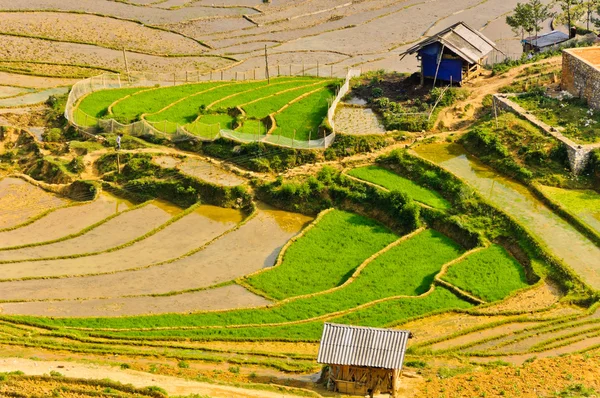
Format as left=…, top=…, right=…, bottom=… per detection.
left=42, top=128, right=63, bottom=142
left=68, top=156, right=85, bottom=174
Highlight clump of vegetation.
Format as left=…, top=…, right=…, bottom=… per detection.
left=459, top=112, right=576, bottom=185
left=348, top=165, right=451, bottom=209
left=42, top=128, right=63, bottom=142
left=512, top=92, right=600, bottom=144
left=351, top=71, right=469, bottom=132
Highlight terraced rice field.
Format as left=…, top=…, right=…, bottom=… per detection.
left=347, top=165, right=451, bottom=209
left=76, top=76, right=337, bottom=139
left=538, top=185, right=600, bottom=234
left=0, top=195, right=531, bottom=342
left=0, top=177, right=68, bottom=229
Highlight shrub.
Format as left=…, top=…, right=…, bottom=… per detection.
left=42, top=128, right=63, bottom=142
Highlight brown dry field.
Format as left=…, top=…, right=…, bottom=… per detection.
left=0, top=202, right=171, bottom=261
left=0, top=192, right=128, bottom=248
left=419, top=353, right=600, bottom=397
left=0, top=177, right=68, bottom=229
left=0, top=204, right=243, bottom=280
left=0, top=204, right=311, bottom=304
left=0, top=0, right=543, bottom=80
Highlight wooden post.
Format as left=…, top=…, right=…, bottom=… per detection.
left=173, top=73, right=176, bottom=86
left=432, top=44, right=445, bottom=88
left=308, top=130, right=311, bottom=148
left=264, top=45, right=270, bottom=84
left=254, top=68, right=256, bottom=80
left=277, top=64, right=280, bottom=76
left=391, top=369, right=400, bottom=398
left=302, top=61, right=305, bottom=76
left=289, top=64, right=292, bottom=76
left=116, top=152, right=121, bottom=174
left=186, top=71, right=189, bottom=82
left=221, top=70, right=224, bottom=80
left=331, top=65, right=333, bottom=77
left=317, top=61, right=319, bottom=77
left=493, top=96, right=499, bottom=129
left=210, top=71, right=213, bottom=81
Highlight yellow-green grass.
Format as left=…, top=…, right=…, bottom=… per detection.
left=242, top=82, right=334, bottom=119
left=441, top=244, right=529, bottom=302
left=77, top=87, right=147, bottom=119
left=247, top=210, right=398, bottom=299
left=236, top=119, right=267, bottom=135
left=538, top=185, right=600, bottom=233
left=53, top=287, right=471, bottom=341
left=110, top=82, right=226, bottom=123
left=210, top=78, right=320, bottom=111
left=196, top=113, right=234, bottom=130
left=273, top=87, right=335, bottom=141
left=145, top=78, right=299, bottom=127
left=11, top=222, right=465, bottom=333
left=348, top=165, right=451, bottom=209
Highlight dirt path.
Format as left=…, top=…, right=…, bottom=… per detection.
left=0, top=357, right=309, bottom=398
left=435, top=57, right=562, bottom=131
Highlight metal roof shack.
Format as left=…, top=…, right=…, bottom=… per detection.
left=318, top=323, right=411, bottom=397
left=523, top=31, right=570, bottom=53
left=402, top=22, right=498, bottom=85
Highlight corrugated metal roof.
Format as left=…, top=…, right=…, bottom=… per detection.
left=317, top=323, right=411, bottom=370
left=405, top=22, right=497, bottom=64
left=523, top=31, right=570, bottom=48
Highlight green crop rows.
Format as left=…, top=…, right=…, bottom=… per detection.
left=441, top=244, right=529, bottom=302
left=348, top=165, right=451, bottom=209
left=12, top=224, right=468, bottom=343
left=273, top=87, right=335, bottom=141
left=76, top=76, right=337, bottom=139
left=247, top=210, right=399, bottom=299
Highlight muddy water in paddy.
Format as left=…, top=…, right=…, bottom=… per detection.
left=0, top=177, right=68, bottom=229
left=0, top=192, right=131, bottom=248
left=0, top=202, right=172, bottom=262
left=0, top=203, right=311, bottom=302
left=413, top=143, right=600, bottom=290
left=154, top=156, right=246, bottom=187
left=0, top=204, right=242, bottom=279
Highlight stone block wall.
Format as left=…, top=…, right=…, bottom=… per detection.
left=562, top=49, right=600, bottom=110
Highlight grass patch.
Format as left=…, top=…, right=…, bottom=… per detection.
left=12, top=226, right=464, bottom=333
left=145, top=78, right=300, bottom=127
left=246, top=210, right=398, bottom=299
left=512, top=93, right=600, bottom=144
left=273, top=87, right=335, bottom=141
left=242, top=82, right=333, bottom=119
left=111, top=82, right=225, bottom=123
left=348, top=165, right=450, bottom=209
left=196, top=113, right=234, bottom=130
left=77, top=87, right=146, bottom=119
left=211, top=78, right=320, bottom=111
left=442, top=244, right=529, bottom=302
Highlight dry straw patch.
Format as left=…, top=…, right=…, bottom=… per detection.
left=0, top=12, right=207, bottom=56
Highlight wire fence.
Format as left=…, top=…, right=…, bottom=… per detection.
left=65, top=64, right=359, bottom=149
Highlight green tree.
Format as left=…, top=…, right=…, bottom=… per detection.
left=506, top=3, right=536, bottom=40
left=583, top=0, right=599, bottom=30
left=529, top=0, right=554, bottom=39
left=506, top=0, right=553, bottom=42
left=556, top=0, right=585, bottom=32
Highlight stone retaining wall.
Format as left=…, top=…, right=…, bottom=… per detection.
left=494, top=94, right=599, bottom=174
left=562, top=47, right=600, bottom=111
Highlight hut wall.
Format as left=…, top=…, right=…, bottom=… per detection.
left=329, top=364, right=396, bottom=396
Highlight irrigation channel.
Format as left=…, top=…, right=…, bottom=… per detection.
left=413, top=143, right=600, bottom=290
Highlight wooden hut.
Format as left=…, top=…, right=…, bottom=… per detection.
left=317, top=323, right=411, bottom=397
left=403, top=22, right=498, bottom=85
